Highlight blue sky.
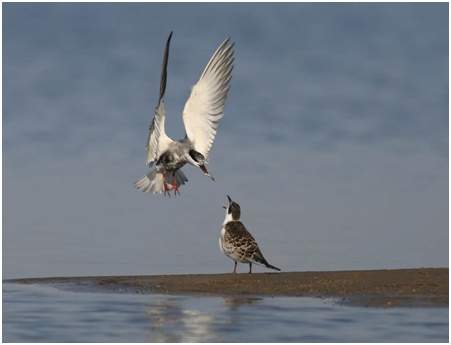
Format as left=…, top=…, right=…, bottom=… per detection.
left=3, top=3, right=448, bottom=278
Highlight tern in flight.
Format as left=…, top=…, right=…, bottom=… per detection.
left=135, top=32, right=234, bottom=196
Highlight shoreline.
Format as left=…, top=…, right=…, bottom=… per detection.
left=6, top=268, right=448, bottom=308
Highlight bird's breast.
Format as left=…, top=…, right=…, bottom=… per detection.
left=219, top=227, right=226, bottom=254
left=157, top=150, right=186, bottom=171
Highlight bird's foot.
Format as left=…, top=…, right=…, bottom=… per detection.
left=163, top=182, right=180, bottom=197
left=163, top=181, right=171, bottom=197
left=172, top=176, right=180, bottom=196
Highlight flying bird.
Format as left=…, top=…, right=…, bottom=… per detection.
left=219, top=196, right=281, bottom=274
left=135, top=32, right=234, bottom=196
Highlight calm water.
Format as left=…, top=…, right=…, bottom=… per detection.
left=3, top=283, right=448, bottom=342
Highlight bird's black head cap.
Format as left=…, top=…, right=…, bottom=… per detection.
left=227, top=195, right=241, bottom=220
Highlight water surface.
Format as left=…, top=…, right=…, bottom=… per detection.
left=3, top=283, right=448, bottom=342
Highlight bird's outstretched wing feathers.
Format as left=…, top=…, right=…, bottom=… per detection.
left=145, top=32, right=174, bottom=166
left=182, top=38, right=234, bottom=159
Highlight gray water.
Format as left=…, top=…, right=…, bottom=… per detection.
left=3, top=283, right=448, bottom=342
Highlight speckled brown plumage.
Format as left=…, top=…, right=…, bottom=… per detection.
left=219, top=196, right=281, bottom=274
left=222, top=221, right=267, bottom=265
left=220, top=221, right=281, bottom=273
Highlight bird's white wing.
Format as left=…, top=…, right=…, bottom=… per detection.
left=145, top=32, right=174, bottom=166
left=146, top=101, right=172, bottom=165
left=182, top=38, right=234, bottom=159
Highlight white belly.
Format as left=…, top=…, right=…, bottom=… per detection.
left=219, top=227, right=226, bottom=255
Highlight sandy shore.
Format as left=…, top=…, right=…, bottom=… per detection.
left=8, top=268, right=448, bottom=307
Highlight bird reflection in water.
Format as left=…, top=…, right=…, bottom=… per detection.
left=145, top=297, right=214, bottom=342
left=222, top=296, right=262, bottom=311
left=145, top=296, right=263, bottom=342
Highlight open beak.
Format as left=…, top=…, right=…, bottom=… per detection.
left=223, top=195, right=232, bottom=209
left=199, top=164, right=215, bottom=181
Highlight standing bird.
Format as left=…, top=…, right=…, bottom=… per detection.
left=219, top=196, right=281, bottom=274
left=135, top=32, right=234, bottom=196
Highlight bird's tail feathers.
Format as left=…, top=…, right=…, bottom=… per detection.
left=254, top=255, right=281, bottom=272
left=264, top=262, right=281, bottom=271
left=134, top=169, right=188, bottom=194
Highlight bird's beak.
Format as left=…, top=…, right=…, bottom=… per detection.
left=223, top=195, right=232, bottom=209
left=199, top=164, right=215, bottom=181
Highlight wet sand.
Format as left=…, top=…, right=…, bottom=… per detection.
left=8, top=268, right=448, bottom=307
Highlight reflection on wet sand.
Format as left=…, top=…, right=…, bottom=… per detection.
left=145, top=296, right=263, bottom=342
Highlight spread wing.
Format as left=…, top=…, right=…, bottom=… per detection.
left=145, top=32, right=174, bottom=166
left=182, top=38, right=234, bottom=159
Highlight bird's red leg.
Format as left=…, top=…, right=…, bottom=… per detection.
left=162, top=172, right=170, bottom=197
left=172, top=175, right=180, bottom=196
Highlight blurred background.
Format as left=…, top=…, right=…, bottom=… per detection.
left=3, top=3, right=448, bottom=278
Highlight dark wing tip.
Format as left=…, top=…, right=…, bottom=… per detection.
left=219, top=37, right=234, bottom=52
left=159, top=32, right=173, bottom=103
left=224, top=38, right=234, bottom=50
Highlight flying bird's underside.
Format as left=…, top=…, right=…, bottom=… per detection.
left=134, top=32, right=234, bottom=196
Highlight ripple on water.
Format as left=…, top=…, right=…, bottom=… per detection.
left=3, top=284, right=449, bottom=342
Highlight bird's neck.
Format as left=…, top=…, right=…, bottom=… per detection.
left=223, top=212, right=239, bottom=225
